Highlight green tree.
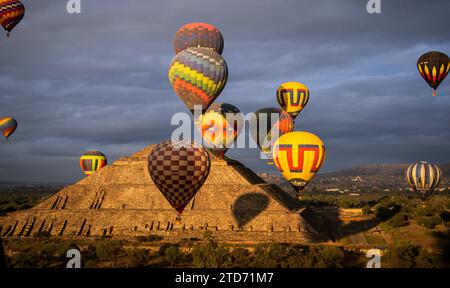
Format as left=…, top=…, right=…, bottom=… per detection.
left=191, top=235, right=229, bottom=268
left=96, top=240, right=125, bottom=267
left=164, top=246, right=182, bottom=267
left=126, top=248, right=149, bottom=268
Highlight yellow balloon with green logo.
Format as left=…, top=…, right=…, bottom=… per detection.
left=276, top=82, right=309, bottom=121
left=272, top=131, right=325, bottom=192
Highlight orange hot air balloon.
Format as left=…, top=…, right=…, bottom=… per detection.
left=0, top=117, right=18, bottom=139
left=273, top=131, right=326, bottom=193
left=0, top=0, right=25, bottom=37
left=197, top=103, right=243, bottom=158
left=276, top=82, right=309, bottom=121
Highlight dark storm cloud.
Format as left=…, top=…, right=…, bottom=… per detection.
left=1, top=0, right=450, bottom=182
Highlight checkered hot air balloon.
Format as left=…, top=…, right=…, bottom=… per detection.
left=196, top=103, right=243, bottom=158
left=250, top=108, right=294, bottom=164
left=406, top=161, right=442, bottom=204
left=0, top=0, right=25, bottom=37
left=173, top=22, right=224, bottom=55
left=148, top=140, right=211, bottom=215
left=417, top=51, right=450, bottom=96
left=0, top=117, right=18, bottom=139
left=168, top=47, right=228, bottom=114
left=80, top=150, right=107, bottom=176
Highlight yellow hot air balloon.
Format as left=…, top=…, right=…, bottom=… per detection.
left=272, top=131, right=325, bottom=192
left=276, top=82, right=309, bottom=121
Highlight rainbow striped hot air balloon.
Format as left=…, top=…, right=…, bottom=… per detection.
left=80, top=150, right=107, bottom=176
left=0, top=117, right=18, bottom=139
left=168, top=47, right=228, bottom=114
left=173, top=22, right=224, bottom=55
left=0, top=0, right=25, bottom=37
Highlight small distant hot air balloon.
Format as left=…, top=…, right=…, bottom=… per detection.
left=250, top=108, right=294, bottom=163
left=406, top=161, right=442, bottom=204
left=417, top=51, right=450, bottom=96
left=148, top=140, right=211, bottom=216
left=0, top=117, right=18, bottom=140
left=273, top=131, right=326, bottom=193
left=80, top=150, right=107, bottom=176
left=0, top=0, right=25, bottom=37
left=174, top=22, right=224, bottom=55
left=197, top=103, right=243, bottom=158
left=276, top=82, right=309, bottom=121
left=168, top=47, right=228, bottom=114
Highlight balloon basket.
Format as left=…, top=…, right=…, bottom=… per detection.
left=176, top=214, right=182, bottom=221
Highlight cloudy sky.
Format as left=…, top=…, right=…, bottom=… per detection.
left=1, top=0, right=449, bottom=183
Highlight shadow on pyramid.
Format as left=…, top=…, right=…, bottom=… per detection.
left=0, top=145, right=328, bottom=243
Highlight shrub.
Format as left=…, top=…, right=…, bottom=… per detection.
left=375, top=202, right=401, bottom=221
left=84, top=259, right=97, bottom=268
left=96, top=240, right=125, bottom=267
left=417, top=216, right=441, bottom=229
left=229, top=247, right=251, bottom=268
left=10, top=250, right=41, bottom=268
left=388, top=213, right=409, bottom=228
left=362, top=205, right=372, bottom=215
left=164, top=246, right=182, bottom=267
left=135, top=235, right=163, bottom=242
left=126, top=248, right=149, bottom=268
left=191, top=236, right=229, bottom=268
left=384, top=243, right=440, bottom=268
left=251, top=246, right=278, bottom=268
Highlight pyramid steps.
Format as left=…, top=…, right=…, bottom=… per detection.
left=0, top=145, right=329, bottom=243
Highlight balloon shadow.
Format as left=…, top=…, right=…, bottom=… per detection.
left=232, top=193, right=269, bottom=228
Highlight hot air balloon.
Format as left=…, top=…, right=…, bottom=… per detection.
left=148, top=140, right=211, bottom=215
left=197, top=103, right=243, bottom=158
left=276, top=82, right=309, bottom=121
left=174, top=22, right=224, bottom=55
left=406, top=161, right=442, bottom=204
left=0, top=0, right=25, bottom=37
left=273, top=131, right=326, bottom=193
left=0, top=117, right=17, bottom=139
left=250, top=108, right=294, bottom=163
left=417, top=51, right=450, bottom=96
left=168, top=47, right=228, bottom=114
left=80, top=150, right=107, bottom=176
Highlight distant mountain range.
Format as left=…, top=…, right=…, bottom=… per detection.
left=260, top=163, right=450, bottom=194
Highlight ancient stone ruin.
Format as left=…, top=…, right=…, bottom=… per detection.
left=0, top=145, right=327, bottom=243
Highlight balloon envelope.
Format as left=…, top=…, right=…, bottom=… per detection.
left=174, top=22, right=224, bottom=55
left=168, top=47, right=228, bottom=113
left=417, top=51, right=450, bottom=94
left=148, top=140, right=211, bottom=214
left=276, top=82, right=309, bottom=120
left=406, top=161, right=442, bottom=202
left=80, top=150, right=107, bottom=176
left=251, top=108, right=294, bottom=160
left=197, top=103, right=243, bottom=158
left=0, top=117, right=18, bottom=139
left=273, top=131, right=326, bottom=192
left=0, top=0, right=25, bottom=36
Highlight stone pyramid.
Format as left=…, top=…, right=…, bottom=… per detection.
left=0, top=145, right=326, bottom=243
